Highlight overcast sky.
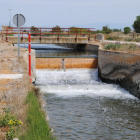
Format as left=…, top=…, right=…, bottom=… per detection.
left=0, top=0, right=140, bottom=29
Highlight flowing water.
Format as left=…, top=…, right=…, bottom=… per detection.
left=35, top=69, right=140, bottom=140
left=21, top=43, right=140, bottom=139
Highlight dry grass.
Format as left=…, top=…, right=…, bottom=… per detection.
left=0, top=41, right=34, bottom=138
left=103, top=42, right=140, bottom=54
left=104, top=32, right=140, bottom=42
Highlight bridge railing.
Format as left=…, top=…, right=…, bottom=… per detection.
left=0, top=27, right=96, bottom=42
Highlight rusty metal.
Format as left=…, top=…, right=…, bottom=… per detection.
left=0, top=27, right=96, bottom=42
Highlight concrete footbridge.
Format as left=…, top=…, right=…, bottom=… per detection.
left=0, top=27, right=96, bottom=44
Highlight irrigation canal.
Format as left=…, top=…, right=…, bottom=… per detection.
left=19, top=44, right=140, bottom=140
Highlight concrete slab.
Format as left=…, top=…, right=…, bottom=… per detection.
left=0, top=74, right=23, bottom=79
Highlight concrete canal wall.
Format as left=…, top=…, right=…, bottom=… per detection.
left=98, top=47, right=140, bottom=99
left=36, top=57, right=98, bottom=69
left=22, top=49, right=36, bottom=82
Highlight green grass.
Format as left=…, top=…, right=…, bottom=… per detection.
left=19, top=91, right=56, bottom=140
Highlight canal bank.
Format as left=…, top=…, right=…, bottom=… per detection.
left=0, top=41, right=54, bottom=139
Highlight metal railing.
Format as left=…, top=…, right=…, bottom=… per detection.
left=0, top=27, right=96, bottom=42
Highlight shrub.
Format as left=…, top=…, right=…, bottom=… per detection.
left=125, top=38, right=133, bottom=42
left=106, top=36, right=120, bottom=40
left=135, top=38, right=140, bottom=42
left=124, top=27, right=131, bottom=34
left=102, top=25, right=112, bottom=34
left=104, top=44, right=121, bottom=50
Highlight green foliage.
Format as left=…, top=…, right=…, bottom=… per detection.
left=52, top=25, right=61, bottom=33
left=69, top=27, right=89, bottom=34
left=135, top=38, right=140, bottom=42
left=19, top=91, right=57, bottom=140
left=104, top=43, right=140, bottom=52
left=125, top=38, right=134, bottom=42
left=102, top=25, right=112, bottom=34
left=0, top=108, right=22, bottom=140
left=30, top=26, right=40, bottom=36
left=124, top=27, right=131, bottom=34
left=132, top=15, right=140, bottom=33
left=6, top=127, right=16, bottom=140
left=113, top=29, right=121, bottom=32
left=106, top=36, right=120, bottom=40
left=104, top=44, right=121, bottom=50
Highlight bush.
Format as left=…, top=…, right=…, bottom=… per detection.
left=104, top=44, right=121, bottom=50
left=106, top=36, right=120, bottom=40
left=124, top=27, right=131, bottom=34
left=102, top=25, right=112, bottom=34
left=125, top=38, right=133, bottom=42
left=135, top=38, right=140, bottom=42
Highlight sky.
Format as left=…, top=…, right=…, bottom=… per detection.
left=0, top=0, right=140, bottom=30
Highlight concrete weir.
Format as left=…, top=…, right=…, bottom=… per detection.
left=36, top=57, right=98, bottom=69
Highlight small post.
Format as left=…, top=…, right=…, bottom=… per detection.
left=28, top=32, right=32, bottom=83
left=80, top=28, right=81, bottom=37
left=52, top=28, right=53, bottom=37
left=6, top=28, right=8, bottom=41
left=58, top=28, right=59, bottom=41
left=40, top=28, right=41, bottom=40
left=76, top=28, right=77, bottom=42
left=68, top=29, right=69, bottom=37
left=22, top=28, right=23, bottom=40
left=89, top=28, right=90, bottom=41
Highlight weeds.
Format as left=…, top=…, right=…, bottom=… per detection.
left=104, top=43, right=140, bottom=52
left=135, top=38, right=140, bottom=42
left=106, top=36, right=120, bottom=40
left=19, top=91, right=57, bottom=140
left=0, top=108, right=22, bottom=140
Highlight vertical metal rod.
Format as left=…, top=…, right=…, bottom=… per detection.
left=80, top=28, right=81, bottom=37
left=28, top=32, right=32, bottom=83
left=89, top=28, right=90, bottom=41
left=76, top=28, right=77, bottom=42
left=52, top=28, right=53, bottom=37
left=40, top=28, right=41, bottom=40
left=68, top=29, right=69, bottom=37
left=58, top=28, right=59, bottom=41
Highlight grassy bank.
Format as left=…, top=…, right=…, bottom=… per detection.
left=19, top=91, right=56, bottom=140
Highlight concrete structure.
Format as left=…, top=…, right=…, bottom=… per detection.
left=4, top=36, right=89, bottom=44
left=98, top=47, right=140, bottom=99
left=36, top=57, right=98, bottom=69
left=96, top=33, right=104, bottom=42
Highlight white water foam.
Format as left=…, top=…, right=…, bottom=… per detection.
left=35, top=69, right=138, bottom=100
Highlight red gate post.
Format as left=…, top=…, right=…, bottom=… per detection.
left=76, top=28, right=77, bottom=42
left=58, top=28, right=59, bottom=41
left=28, top=32, right=32, bottom=83
left=6, top=28, right=8, bottom=41
left=40, top=28, right=41, bottom=40
left=89, top=28, right=90, bottom=41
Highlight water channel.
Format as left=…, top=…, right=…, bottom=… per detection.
left=21, top=44, right=140, bottom=139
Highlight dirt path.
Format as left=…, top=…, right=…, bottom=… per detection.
left=0, top=41, right=33, bottom=138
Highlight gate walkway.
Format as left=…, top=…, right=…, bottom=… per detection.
left=0, top=27, right=96, bottom=44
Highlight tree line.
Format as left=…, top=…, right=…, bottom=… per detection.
left=30, top=15, right=140, bottom=36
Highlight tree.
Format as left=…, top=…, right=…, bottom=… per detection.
left=113, top=29, right=121, bottom=32
left=124, top=27, right=131, bottom=34
left=30, top=26, right=40, bottom=36
left=132, top=16, right=140, bottom=33
left=52, top=25, right=61, bottom=32
left=102, top=25, right=112, bottom=34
